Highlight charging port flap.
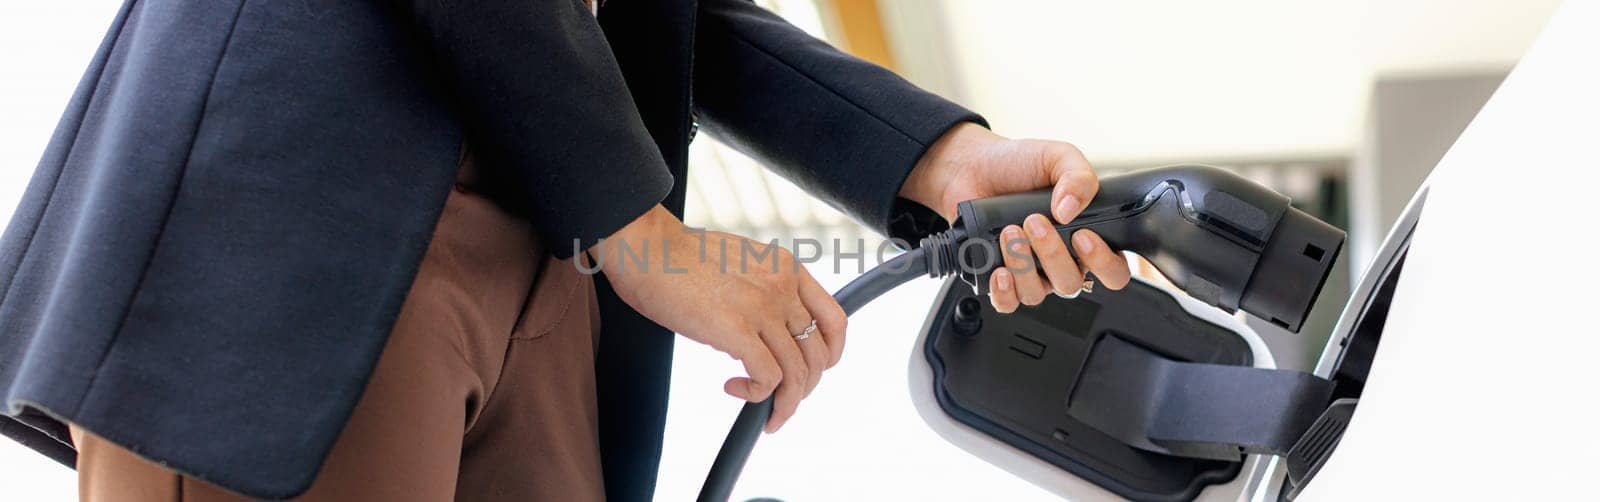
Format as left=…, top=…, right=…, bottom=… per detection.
left=1067, top=335, right=1336, bottom=461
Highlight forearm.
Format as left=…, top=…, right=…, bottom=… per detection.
left=692, top=0, right=984, bottom=239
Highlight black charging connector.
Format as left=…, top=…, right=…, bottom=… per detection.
left=946, top=165, right=1343, bottom=333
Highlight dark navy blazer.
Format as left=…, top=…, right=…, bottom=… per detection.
left=0, top=0, right=979, bottom=499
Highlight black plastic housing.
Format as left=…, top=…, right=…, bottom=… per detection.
left=922, top=277, right=1255, bottom=502
left=1239, top=207, right=1345, bottom=331
left=952, top=165, right=1344, bottom=332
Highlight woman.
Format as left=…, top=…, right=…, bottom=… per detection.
left=0, top=0, right=1131, bottom=500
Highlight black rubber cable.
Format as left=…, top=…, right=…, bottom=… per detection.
left=696, top=246, right=933, bottom=501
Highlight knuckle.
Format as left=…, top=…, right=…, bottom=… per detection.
left=1034, top=236, right=1065, bottom=258
left=758, top=298, right=785, bottom=317
left=1024, top=282, right=1049, bottom=302
left=1055, top=271, right=1085, bottom=294
left=1095, top=254, right=1125, bottom=275
left=1072, top=168, right=1099, bottom=190
left=772, top=250, right=797, bottom=270
left=769, top=273, right=798, bottom=292
left=1030, top=237, right=1064, bottom=259
left=753, top=349, right=779, bottom=369
left=1062, top=143, right=1091, bottom=168
left=823, top=301, right=845, bottom=323
left=1058, top=141, right=1083, bottom=158
left=756, top=349, right=780, bottom=368
left=1091, top=251, right=1118, bottom=271
left=1061, top=256, right=1086, bottom=276
left=1107, top=271, right=1132, bottom=290
left=724, top=321, right=755, bottom=341
left=753, top=361, right=779, bottom=382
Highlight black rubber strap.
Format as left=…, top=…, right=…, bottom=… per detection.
left=1067, top=335, right=1335, bottom=461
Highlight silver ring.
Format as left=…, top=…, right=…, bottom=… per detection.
left=1055, top=279, right=1097, bottom=299
left=792, top=320, right=817, bottom=341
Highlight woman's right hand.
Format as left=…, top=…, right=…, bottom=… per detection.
left=591, top=205, right=847, bottom=433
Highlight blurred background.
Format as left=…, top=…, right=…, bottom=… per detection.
left=0, top=1, right=1565, bottom=500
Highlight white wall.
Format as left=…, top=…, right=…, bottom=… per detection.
left=0, top=3, right=123, bottom=500
left=917, top=0, right=1560, bottom=164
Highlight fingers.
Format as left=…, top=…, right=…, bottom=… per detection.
left=758, top=325, right=808, bottom=433
left=991, top=218, right=1127, bottom=316
left=989, top=268, right=1020, bottom=313
left=1046, top=144, right=1099, bottom=223
left=797, top=272, right=847, bottom=369
left=1000, top=225, right=1050, bottom=306
left=1024, top=214, right=1085, bottom=298
left=785, top=302, right=826, bottom=398
left=1072, top=229, right=1131, bottom=290
left=722, top=330, right=782, bottom=404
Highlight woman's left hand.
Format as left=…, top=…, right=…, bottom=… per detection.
left=899, top=122, right=1133, bottom=313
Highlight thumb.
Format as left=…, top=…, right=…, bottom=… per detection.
left=725, top=337, right=781, bottom=402
left=1047, top=144, right=1099, bottom=223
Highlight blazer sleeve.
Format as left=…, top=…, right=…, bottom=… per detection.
left=692, top=0, right=987, bottom=242
left=396, top=0, right=674, bottom=257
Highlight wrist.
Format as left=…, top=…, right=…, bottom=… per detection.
left=900, top=122, right=1002, bottom=220
left=593, top=204, right=680, bottom=264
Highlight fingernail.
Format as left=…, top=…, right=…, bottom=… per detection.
left=1025, top=215, right=1051, bottom=238
left=1003, top=226, right=1024, bottom=250
left=1055, top=195, right=1080, bottom=221
left=1074, top=231, right=1094, bottom=254
left=996, top=270, right=1012, bottom=292
left=1004, top=225, right=1022, bottom=240
left=1055, top=289, right=1080, bottom=299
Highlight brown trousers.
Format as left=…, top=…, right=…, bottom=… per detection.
left=71, top=171, right=606, bottom=501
